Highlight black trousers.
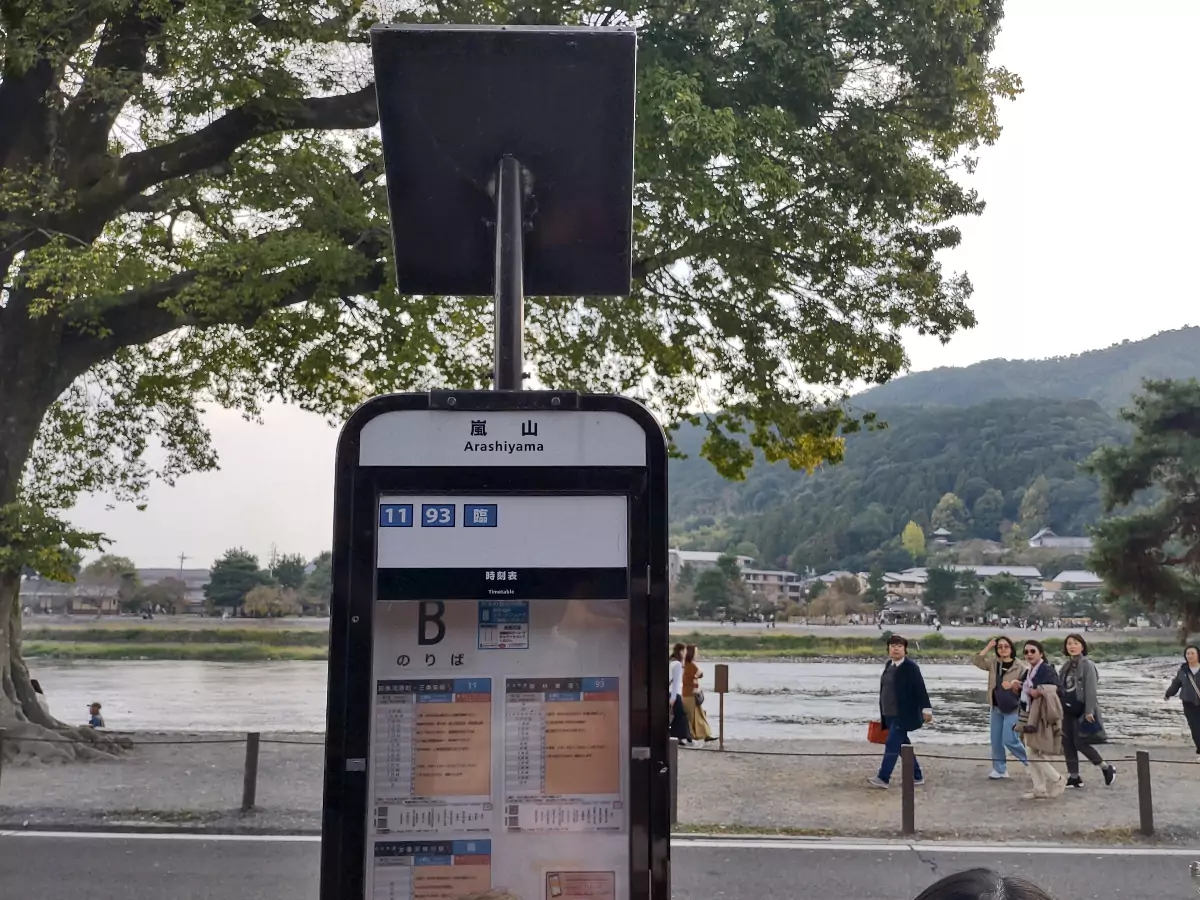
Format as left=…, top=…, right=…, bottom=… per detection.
left=1062, top=712, right=1104, bottom=775
left=1184, top=703, right=1200, bottom=751
left=670, top=696, right=693, bottom=742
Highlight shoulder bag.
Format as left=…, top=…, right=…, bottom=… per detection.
left=993, top=662, right=1020, bottom=714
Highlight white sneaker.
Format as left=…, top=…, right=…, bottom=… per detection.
left=988, top=769, right=1009, bottom=780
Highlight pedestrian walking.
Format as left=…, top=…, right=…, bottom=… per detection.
left=1059, top=633, right=1116, bottom=788
left=868, top=634, right=933, bottom=789
left=1164, top=644, right=1200, bottom=755
left=682, top=644, right=716, bottom=743
left=1017, top=640, right=1065, bottom=800
left=973, top=636, right=1029, bottom=779
left=669, top=643, right=693, bottom=746
left=912, top=868, right=1057, bottom=900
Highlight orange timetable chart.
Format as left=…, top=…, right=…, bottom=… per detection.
left=504, top=677, right=623, bottom=833
left=372, top=840, right=491, bottom=900
left=373, top=679, right=493, bottom=834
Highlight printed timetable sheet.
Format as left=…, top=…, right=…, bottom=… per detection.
left=372, top=840, right=492, bottom=900
left=373, top=679, right=493, bottom=834
left=504, top=677, right=623, bottom=832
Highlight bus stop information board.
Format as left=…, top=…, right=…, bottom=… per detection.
left=322, top=394, right=669, bottom=900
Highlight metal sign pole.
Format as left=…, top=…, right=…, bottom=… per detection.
left=493, top=155, right=526, bottom=391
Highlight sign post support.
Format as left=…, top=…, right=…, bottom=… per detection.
left=494, top=154, right=526, bottom=390
left=320, top=24, right=671, bottom=900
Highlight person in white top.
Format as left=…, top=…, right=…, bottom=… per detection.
left=669, top=643, right=693, bottom=745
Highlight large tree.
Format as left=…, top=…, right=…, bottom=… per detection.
left=204, top=548, right=274, bottom=610
left=1086, top=379, right=1200, bottom=638
left=0, top=1, right=1017, bottom=752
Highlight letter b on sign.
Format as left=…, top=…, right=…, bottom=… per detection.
left=418, top=601, right=446, bottom=645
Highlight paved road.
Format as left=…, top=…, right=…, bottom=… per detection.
left=2, top=833, right=1197, bottom=899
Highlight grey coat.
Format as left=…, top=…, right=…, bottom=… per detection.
left=1059, top=656, right=1100, bottom=719
left=1166, top=664, right=1200, bottom=706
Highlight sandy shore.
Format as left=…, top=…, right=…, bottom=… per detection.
left=0, top=731, right=1197, bottom=841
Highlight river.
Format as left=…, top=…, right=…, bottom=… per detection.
left=26, top=658, right=1192, bottom=744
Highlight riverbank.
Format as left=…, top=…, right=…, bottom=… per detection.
left=1, top=732, right=1196, bottom=842
left=22, top=624, right=1187, bottom=662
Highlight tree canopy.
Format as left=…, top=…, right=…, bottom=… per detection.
left=1087, top=379, right=1200, bottom=637
left=204, top=548, right=274, bottom=610
left=0, top=0, right=1018, bottom=750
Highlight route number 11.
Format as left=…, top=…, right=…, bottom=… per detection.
left=379, top=504, right=413, bottom=528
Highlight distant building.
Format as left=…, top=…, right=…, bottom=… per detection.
left=742, top=568, right=804, bottom=605
left=668, top=549, right=753, bottom=586
left=930, top=527, right=953, bottom=546
left=137, top=568, right=211, bottom=614
left=1041, top=569, right=1103, bottom=602
left=1028, top=528, right=1093, bottom=551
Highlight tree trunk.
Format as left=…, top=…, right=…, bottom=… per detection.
left=0, top=313, right=125, bottom=763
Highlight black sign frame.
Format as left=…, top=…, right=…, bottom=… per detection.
left=320, top=391, right=670, bottom=900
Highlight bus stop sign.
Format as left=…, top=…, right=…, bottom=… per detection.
left=321, top=390, right=671, bottom=900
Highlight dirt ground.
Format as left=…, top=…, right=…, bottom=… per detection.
left=0, top=732, right=1196, bottom=841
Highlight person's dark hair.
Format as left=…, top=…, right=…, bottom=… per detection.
left=1184, top=645, right=1200, bottom=661
left=1063, top=632, right=1089, bottom=657
left=994, top=636, right=1016, bottom=660
left=671, top=643, right=686, bottom=661
left=912, top=868, right=1057, bottom=900
left=887, top=634, right=909, bottom=649
left=1023, top=639, right=1047, bottom=660
left=684, top=644, right=698, bottom=664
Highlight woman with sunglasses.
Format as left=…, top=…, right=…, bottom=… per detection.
left=973, top=636, right=1029, bottom=779
left=1017, top=640, right=1066, bottom=799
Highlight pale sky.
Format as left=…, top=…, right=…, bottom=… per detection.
left=68, top=0, right=1200, bottom=569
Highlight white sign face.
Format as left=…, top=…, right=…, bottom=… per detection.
left=360, top=410, right=648, bottom=467
left=367, top=494, right=630, bottom=900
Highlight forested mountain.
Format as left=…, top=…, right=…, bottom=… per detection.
left=855, top=327, right=1200, bottom=410
left=668, top=398, right=1131, bottom=574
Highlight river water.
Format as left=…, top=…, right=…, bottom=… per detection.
left=27, top=658, right=1192, bottom=744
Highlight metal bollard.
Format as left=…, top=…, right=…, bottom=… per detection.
left=901, top=744, right=916, bottom=836
left=1136, top=750, right=1154, bottom=836
left=242, top=732, right=261, bottom=812
left=668, top=737, right=679, bottom=825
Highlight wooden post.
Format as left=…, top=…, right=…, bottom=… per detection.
left=1136, top=750, right=1154, bottom=836
left=714, top=664, right=729, bottom=751
left=668, top=737, right=679, bottom=825
left=901, top=744, right=916, bottom=836
left=242, top=732, right=261, bottom=812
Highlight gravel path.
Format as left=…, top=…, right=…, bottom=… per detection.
left=1, top=732, right=1197, bottom=841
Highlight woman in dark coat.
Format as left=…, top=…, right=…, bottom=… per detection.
left=1165, top=644, right=1200, bottom=754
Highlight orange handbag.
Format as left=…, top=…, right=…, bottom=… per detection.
left=867, top=720, right=889, bottom=745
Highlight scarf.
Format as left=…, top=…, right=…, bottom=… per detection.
left=1021, top=660, right=1043, bottom=708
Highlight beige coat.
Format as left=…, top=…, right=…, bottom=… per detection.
left=1021, top=683, right=1063, bottom=756
left=972, top=651, right=1029, bottom=699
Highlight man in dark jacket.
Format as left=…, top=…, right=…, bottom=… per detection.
left=869, top=634, right=933, bottom=789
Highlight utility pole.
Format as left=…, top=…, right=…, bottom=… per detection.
left=177, top=551, right=188, bottom=575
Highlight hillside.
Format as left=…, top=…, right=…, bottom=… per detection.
left=854, top=326, right=1200, bottom=410
left=668, top=397, right=1131, bottom=574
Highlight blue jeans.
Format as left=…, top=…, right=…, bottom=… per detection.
left=877, top=716, right=923, bottom=784
left=989, top=706, right=1027, bottom=773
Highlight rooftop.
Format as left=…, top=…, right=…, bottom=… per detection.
left=1051, top=570, right=1102, bottom=585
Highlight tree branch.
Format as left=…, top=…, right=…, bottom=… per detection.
left=60, top=2, right=179, bottom=181
left=59, top=232, right=389, bottom=376
left=71, top=84, right=380, bottom=226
